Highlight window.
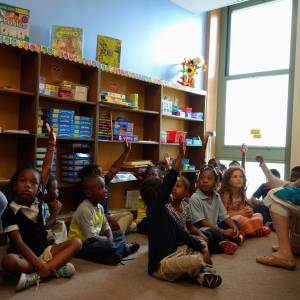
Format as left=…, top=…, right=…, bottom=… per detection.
left=216, top=0, right=296, bottom=170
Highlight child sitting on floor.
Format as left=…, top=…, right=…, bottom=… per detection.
left=219, top=167, right=271, bottom=237
left=1, top=124, right=81, bottom=292
left=42, top=175, right=68, bottom=244
left=167, top=176, right=208, bottom=243
left=77, top=139, right=135, bottom=233
left=68, top=173, right=139, bottom=265
left=141, top=140, right=222, bottom=288
left=189, top=164, right=240, bottom=255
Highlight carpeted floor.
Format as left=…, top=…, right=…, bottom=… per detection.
left=0, top=233, right=299, bottom=300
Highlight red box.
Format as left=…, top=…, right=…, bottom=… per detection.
left=181, top=107, right=192, bottom=113
left=166, top=130, right=187, bottom=143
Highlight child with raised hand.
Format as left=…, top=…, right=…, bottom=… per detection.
left=68, top=173, right=139, bottom=265
left=77, top=139, right=134, bottom=233
left=42, top=175, right=68, bottom=244
left=219, top=167, right=271, bottom=237
left=141, top=139, right=222, bottom=289
left=190, top=165, right=240, bottom=255
left=1, top=123, right=81, bottom=292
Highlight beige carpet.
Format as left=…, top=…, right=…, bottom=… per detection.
left=0, top=233, right=299, bottom=300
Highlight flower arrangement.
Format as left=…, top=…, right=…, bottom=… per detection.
left=177, top=56, right=207, bottom=87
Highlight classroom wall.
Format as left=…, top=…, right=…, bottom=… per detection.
left=290, top=1, right=300, bottom=167
left=3, top=0, right=206, bottom=88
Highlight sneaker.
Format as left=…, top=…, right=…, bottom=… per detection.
left=220, top=241, right=238, bottom=255
left=128, top=242, right=140, bottom=254
left=127, top=222, right=137, bottom=233
left=197, top=267, right=222, bottom=288
left=256, top=226, right=272, bottom=237
left=57, top=263, right=76, bottom=278
left=16, top=273, right=40, bottom=292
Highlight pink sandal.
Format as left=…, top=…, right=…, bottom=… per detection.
left=220, top=241, right=238, bottom=255
left=256, top=226, right=271, bottom=237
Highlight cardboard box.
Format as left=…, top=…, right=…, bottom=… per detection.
left=72, top=84, right=88, bottom=101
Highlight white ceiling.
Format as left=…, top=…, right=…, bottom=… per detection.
left=170, top=0, right=249, bottom=13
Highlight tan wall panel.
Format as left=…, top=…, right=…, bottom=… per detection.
left=290, top=3, right=300, bottom=167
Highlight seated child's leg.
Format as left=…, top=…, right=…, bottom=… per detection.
left=240, top=216, right=263, bottom=235
left=203, top=228, right=225, bottom=254
left=153, top=246, right=204, bottom=282
left=79, top=238, right=115, bottom=261
left=231, top=215, right=248, bottom=227
left=253, top=204, right=272, bottom=224
left=2, top=253, right=34, bottom=274
left=112, top=212, right=134, bottom=233
left=112, top=230, right=140, bottom=258
left=46, top=238, right=81, bottom=271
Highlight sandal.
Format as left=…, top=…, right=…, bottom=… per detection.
left=256, top=255, right=296, bottom=270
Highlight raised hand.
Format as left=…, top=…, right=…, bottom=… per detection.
left=164, top=152, right=171, bottom=167
left=240, top=143, right=248, bottom=154
left=45, top=122, right=56, bottom=145
left=123, top=138, right=131, bottom=153
left=255, top=155, right=265, bottom=164
left=178, top=137, right=186, bottom=158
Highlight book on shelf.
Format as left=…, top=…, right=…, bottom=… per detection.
left=51, top=25, right=83, bottom=57
left=96, top=35, right=121, bottom=68
left=122, top=160, right=153, bottom=168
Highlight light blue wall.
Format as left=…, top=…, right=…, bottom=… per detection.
left=4, top=0, right=206, bottom=87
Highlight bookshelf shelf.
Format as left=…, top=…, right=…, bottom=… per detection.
left=0, top=41, right=206, bottom=213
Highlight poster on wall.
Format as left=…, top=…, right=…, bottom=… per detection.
left=51, top=25, right=83, bottom=57
left=0, top=3, right=30, bottom=41
left=96, top=35, right=121, bottom=68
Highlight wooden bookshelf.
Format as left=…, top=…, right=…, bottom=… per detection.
left=162, top=113, right=203, bottom=122
left=0, top=87, right=35, bottom=97
left=99, top=103, right=159, bottom=115
left=40, top=93, right=96, bottom=106
left=0, top=42, right=207, bottom=212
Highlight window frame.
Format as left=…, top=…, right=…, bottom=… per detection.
left=216, top=0, right=298, bottom=177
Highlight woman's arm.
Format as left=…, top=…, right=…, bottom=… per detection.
left=256, top=155, right=286, bottom=188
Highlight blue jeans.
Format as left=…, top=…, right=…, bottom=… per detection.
left=79, top=230, right=129, bottom=263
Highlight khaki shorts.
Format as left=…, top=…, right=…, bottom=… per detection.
left=153, top=245, right=204, bottom=282
left=40, top=245, right=53, bottom=263
left=263, top=188, right=290, bottom=217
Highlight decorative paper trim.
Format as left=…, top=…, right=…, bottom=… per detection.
left=0, top=34, right=206, bottom=95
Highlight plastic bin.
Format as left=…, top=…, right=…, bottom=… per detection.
left=166, top=130, right=187, bottom=143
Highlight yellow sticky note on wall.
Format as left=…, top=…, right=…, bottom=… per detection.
left=253, top=134, right=262, bottom=139
left=250, top=129, right=261, bottom=135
